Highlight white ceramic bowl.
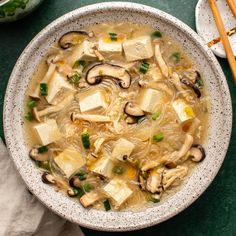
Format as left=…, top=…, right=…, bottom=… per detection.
left=3, top=2, right=232, bottom=231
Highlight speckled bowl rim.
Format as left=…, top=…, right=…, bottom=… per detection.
left=3, top=2, right=232, bottom=232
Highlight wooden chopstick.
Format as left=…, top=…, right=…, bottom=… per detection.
left=208, top=26, right=236, bottom=47
left=226, top=0, right=236, bottom=18
left=209, top=0, right=236, bottom=84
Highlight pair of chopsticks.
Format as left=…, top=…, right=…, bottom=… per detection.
left=208, top=0, right=236, bottom=83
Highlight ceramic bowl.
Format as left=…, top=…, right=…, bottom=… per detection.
left=3, top=2, right=232, bottom=231
left=0, top=0, right=44, bottom=23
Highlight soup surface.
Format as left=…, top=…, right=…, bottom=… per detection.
left=24, top=23, right=209, bottom=211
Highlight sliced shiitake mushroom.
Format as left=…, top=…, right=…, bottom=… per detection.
left=42, top=172, right=56, bottom=184
left=125, top=116, right=137, bottom=124
left=67, top=187, right=79, bottom=197
left=124, top=102, right=145, bottom=117
left=29, top=148, right=50, bottom=161
left=58, top=31, right=89, bottom=49
left=180, top=77, right=201, bottom=98
left=189, top=144, right=206, bottom=162
left=85, top=63, right=132, bottom=89
left=69, top=176, right=81, bottom=188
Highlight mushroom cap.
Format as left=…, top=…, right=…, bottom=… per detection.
left=180, top=77, right=201, bottom=98
left=124, top=102, right=145, bottom=117
left=58, top=31, right=89, bottom=49
left=85, top=63, right=132, bottom=89
left=189, top=144, right=206, bottom=162
left=69, top=176, right=81, bottom=188
left=125, top=116, right=137, bottom=124
left=67, top=188, right=77, bottom=197
left=42, top=172, right=55, bottom=184
left=29, top=148, right=50, bottom=161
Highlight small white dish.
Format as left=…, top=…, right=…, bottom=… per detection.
left=196, top=0, right=236, bottom=58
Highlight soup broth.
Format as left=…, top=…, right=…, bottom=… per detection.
left=24, top=23, right=209, bottom=211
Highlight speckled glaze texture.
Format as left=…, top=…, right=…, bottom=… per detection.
left=3, top=2, right=232, bottom=232
left=196, top=0, right=236, bottom=58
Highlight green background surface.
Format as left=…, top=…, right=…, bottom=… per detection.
left=0, top=0, right=235, bottom=235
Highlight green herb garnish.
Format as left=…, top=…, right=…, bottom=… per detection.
left=82, top=183, right=94, bottom=193
left=73, top=59, right=87, bottom=69
left=36, top=161, right=51, bottom=171
left=171, top=52, right=181, bottom=63
left=77, top=187, right=85, bottom=198
left=153, top=133, right=164, bottom=142
left=24, top=112, right=33, bottom=121
left=151, top=31, right=162, bottom=38
left=150, top=197, right=160, bottom=203
left=152, top=111, right=161, bottom=120
left=109, top=32, right=117, bottom=41
left=81, top=129, right=90, bottom=149
left=195, top=78, right=204, bottom=88
left=103, top=199, right=111, bottom=211
left=75, top=170, right=87, bottom=181
left=37, top=146, right=48, bottom=153
left=112, top=166, right=124, bottom=175
left=27, top=100, right=37, bottom=109
left=68, top=72, right=81, bottom=86
left=40, top=83, right=48, bottom=96
left=139, top=62, right=149, bottom=74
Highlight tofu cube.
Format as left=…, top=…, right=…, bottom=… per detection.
left=112, top=138, right=135, bottom=162
left=46, top=71, right=75, bottom=105
left=103, top=179, right=133, bottom=206
left=67, top=40, right=97, bottom=66
left=172, top=99, right=195, bottom=123
left=78, top=90, right=108, bottom=113
left=80, top=191, right=100, bottom=207
left=123, top=36, right=154, bottom=62
left=138, top=88, right=163, bottom=113
left=90, top=157, right=113, bottom=178
left=98, top=39, right=123, bottom=55
left=34, top=119, right=62, bottom=145
left=54, top=149, right=85, bottom=178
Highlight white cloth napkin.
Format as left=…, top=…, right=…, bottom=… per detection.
left=0, top=138, right=85, bottom=236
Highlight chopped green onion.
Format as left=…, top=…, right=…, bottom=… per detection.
left=73, top=59, right=87, bottom=69
left=77, top=187, right=85, bottom=198
left=151, top=31, right=162, bottom=38
left=103, top=199, right=111, bottom=211
left=153, top=133, right=164, bottom=142
left=40, top=83, right=48, bottom=96
left=139, top=62, right=149, bottom=74
left=24, top=112, right=33, bottom=121
left=27, top=100, right=37, bottom=109
left=109, top=32, right=117, bottom=41
left=35, top=161, right=51, bottom=171
left=75, top=170, right=87, bottom=180
left=67, top=72, right=81, bottom=86
left=152, top=111, right=161, bottom=120
left=195, top=78, right=204, bottom=88
left=112, top=166, right=124, bottom=175
left=82, top=183, right=94, bottom=193
left=81, top=129, right=90, bottom=149
left=37, top=146, right=48, bottom=153
left=170, top=52, right=181, bottom=63
left=150, top=197, right=160, bottom=203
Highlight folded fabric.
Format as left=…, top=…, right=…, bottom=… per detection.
left=0, top=138, right=84, bottom=236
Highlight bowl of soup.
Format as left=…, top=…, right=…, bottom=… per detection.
left=3, top=2, right=232, bottom=231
